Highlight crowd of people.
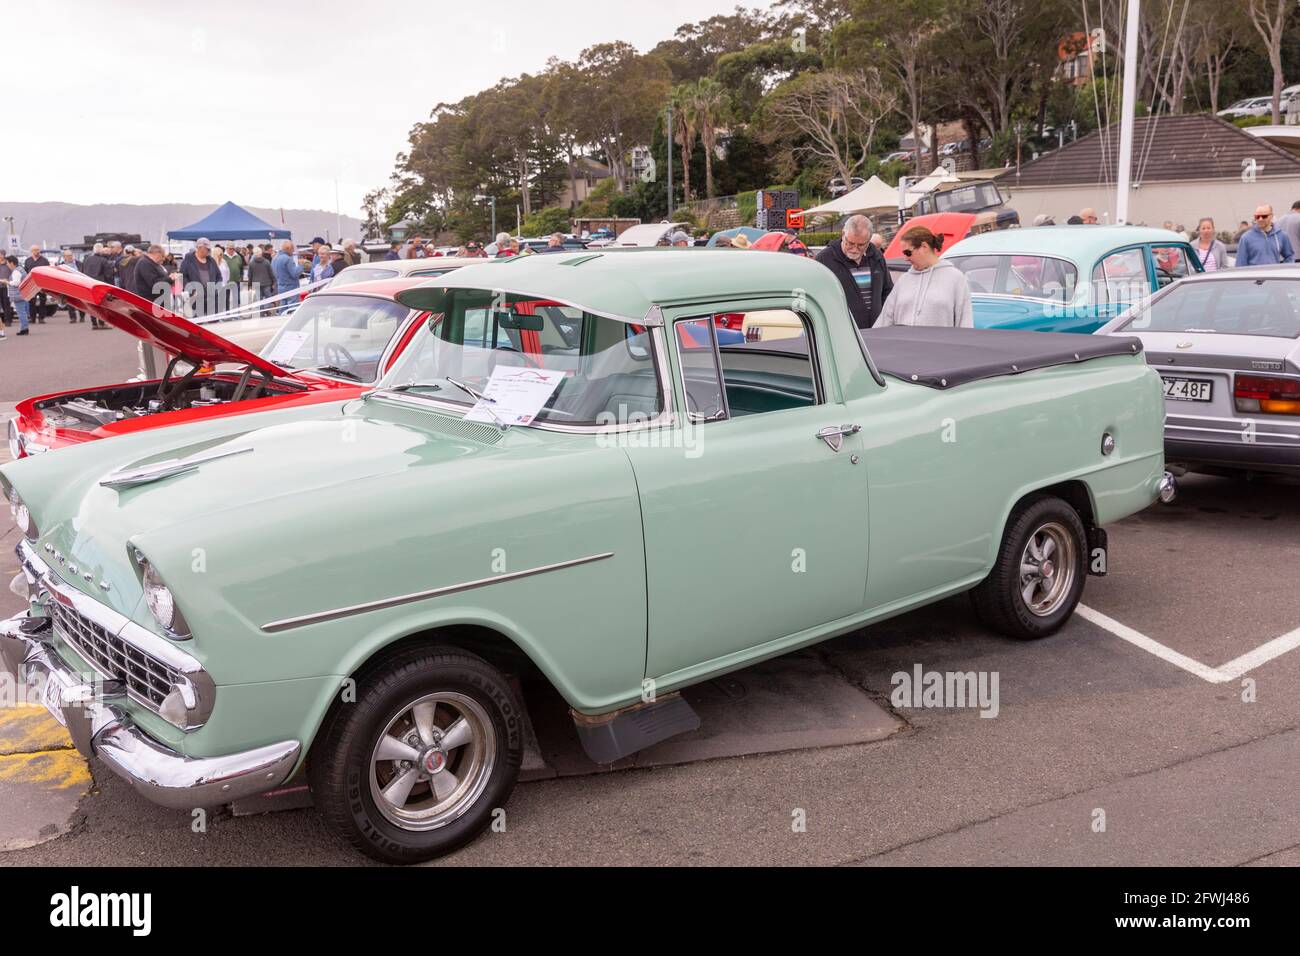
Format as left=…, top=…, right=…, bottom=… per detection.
left=0, top=235, right=372, bottom=339
left=5, top=195, right=1298, bottom=342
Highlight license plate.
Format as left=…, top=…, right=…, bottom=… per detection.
left=40, top=676, right=67, bottom=727
left=1162, top=377, right=1213, bottom=402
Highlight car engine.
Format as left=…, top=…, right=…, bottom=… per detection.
left=36, top=375, right=293, bottom=433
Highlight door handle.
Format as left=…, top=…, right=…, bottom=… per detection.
left=816, top=424, right=861, bottom=452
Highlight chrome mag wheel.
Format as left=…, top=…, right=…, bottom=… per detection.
left=369, top=691, right=496, bottom=831
left=1019, top=521, right=1077, bottom=617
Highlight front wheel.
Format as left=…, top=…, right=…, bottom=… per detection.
left=309, top=645, right=524, bottom=864
left=971, top=495, right=1088, bottom=640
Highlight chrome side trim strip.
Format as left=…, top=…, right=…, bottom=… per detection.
left=261, top=551, right=616, bottom=634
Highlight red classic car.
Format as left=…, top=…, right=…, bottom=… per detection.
left=7, top=267, right=449, bottom=459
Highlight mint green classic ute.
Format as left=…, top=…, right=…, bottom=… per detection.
left=0, top=250, right=1171, bottom=863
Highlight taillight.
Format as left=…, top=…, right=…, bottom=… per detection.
left=1235, top=374, right=1300, bottom=415
left=715, top=312, right=744, bottom=330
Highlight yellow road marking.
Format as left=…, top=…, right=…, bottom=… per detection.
left=0, top=750, right=90, bottom=792
left=0, top=705, right=74, bottom=755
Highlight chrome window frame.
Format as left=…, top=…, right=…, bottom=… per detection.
left=370, top=303, right=676, bottom=434
left=671, top=307, right=827, bottom=422
left=946, top=252, right=1083, bottom=305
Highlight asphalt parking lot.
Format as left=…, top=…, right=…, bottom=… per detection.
left=0, top=318, right=1297, bottom=866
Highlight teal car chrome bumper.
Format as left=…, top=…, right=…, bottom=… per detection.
left=1, top=614, right=300, bottom=809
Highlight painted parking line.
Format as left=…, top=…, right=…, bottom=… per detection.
left=0, top=705, right=74, bottom=755
left=0, top=706, right=90, bottom=852
left=1078, top=604, right=1300, bottom=684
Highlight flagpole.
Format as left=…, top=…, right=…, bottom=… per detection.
left=1115, top=0, right=1140, bottom=225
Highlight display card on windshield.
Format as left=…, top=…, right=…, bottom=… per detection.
left=464, top=366, right=566, bottom=426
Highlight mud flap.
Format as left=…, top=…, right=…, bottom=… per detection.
left=571, top=693, right=701, bottom=764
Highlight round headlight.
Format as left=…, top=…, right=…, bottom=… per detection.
left=13, top=500, right=30, bottom=534
left=142, top=561, right=177, bottom=631
left=6, top=419, right=22, bottom=460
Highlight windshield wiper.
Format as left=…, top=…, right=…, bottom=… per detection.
left=445, top=377, right=510, bottom=430
left=305, top=364, right=363, bottom=381
left=366, top=379, right=510, bottom=430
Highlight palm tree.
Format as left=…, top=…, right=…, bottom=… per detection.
left=671, top=83, right=698, bottom=206
left=692, top=78, right=728, bottom=200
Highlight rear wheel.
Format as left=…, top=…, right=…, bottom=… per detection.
left=309, top=645, right=523, bottom=864
left=971, top=495, right=1087, bottom=640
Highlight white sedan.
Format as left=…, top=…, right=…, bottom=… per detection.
left=1097, top=267, right=1300, bottom=477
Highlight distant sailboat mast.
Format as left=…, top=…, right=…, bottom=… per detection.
left=1114, top=0, right=1141, bottom=225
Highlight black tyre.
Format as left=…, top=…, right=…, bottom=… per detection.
left=971, top=495, right=1088, bottom=641
left=309, top=645, right=523, bottom=864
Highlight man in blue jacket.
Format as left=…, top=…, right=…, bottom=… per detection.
left=272, top=240, right=305, bottom=313
left=1236, top=205, right=1296, bottom=266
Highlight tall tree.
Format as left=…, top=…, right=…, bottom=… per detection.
left=1244, top=0, right=1297, bottom=123
left=838, top=0, right=946, bottom=175
left=542, top=59, right=589, bottom=210
left=1190, top=3, right=1246, bottom=115
left=943, top=0, right=1073, bottom=138
left=577, top=43, right=673, bottom=192
left=671, top=83, right=700, bottom=203
left=693, top=77, right=729, bottom=199
left=762, top=68, right=895, bottom=188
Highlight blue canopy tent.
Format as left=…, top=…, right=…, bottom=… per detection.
left=168, top=201, right=291, bottom=241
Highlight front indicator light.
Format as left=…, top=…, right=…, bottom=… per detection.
left=160, top=678, right=201, bottom=728
left=135, top=551, right=191, bottom=639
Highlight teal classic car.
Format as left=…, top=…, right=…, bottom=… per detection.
left=944, top=225, right=1203, bottom=334
left=0, top=250, right=1171, bottom=862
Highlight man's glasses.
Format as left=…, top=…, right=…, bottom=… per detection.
left=1255, top=214, right=1272, bottom=220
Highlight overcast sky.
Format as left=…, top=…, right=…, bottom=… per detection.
left=7, top=0, right=770, bottom=217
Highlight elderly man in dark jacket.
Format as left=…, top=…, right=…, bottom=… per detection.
left=78, top=243, right=113, bottom=328
left=179, top=237, right=222, bottom=316
left=23, top=245, right=50, bottom=323
left=131, top=245, right=178, bottom=313
left=814, top=215, right=893, bottom=329
left=247, top=245, right=276, bottom=315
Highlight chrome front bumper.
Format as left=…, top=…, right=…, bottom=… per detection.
left=1, top=609, right=301, bottom=811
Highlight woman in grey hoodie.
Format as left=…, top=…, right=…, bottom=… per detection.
left=876, top=225, right=973, bottom=328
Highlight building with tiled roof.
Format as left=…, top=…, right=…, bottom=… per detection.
left=995, top=114, right=1300, bottom=233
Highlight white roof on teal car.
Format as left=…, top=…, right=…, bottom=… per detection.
left=945, top=225, right=1190, bottom=264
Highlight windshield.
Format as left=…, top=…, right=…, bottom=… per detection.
left=261, top=294, right=411, bottom=381
left=381, top=289, right=661, bottom=426
left=328, top=267, right=400, bottom=288
left=1120, top=278, right=1300, bottom=338
left=948, top=254, right=1079, bottom=302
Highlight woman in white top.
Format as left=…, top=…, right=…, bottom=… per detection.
left=1192, top=218, right=1229, bottom=272
left=875, top=225, right=974, bottom=328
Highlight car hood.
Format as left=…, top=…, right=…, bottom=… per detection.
left=23, top=266, right=294, bottom=379
left=2, top=399, right=535, bottom=618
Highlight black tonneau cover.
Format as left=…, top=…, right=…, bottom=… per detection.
left=734, top=327, right=1144, bottom=390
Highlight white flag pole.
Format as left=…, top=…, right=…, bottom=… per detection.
left=1115, top=0, right=1141, bottom=225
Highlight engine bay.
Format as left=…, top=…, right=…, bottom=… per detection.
left=36, top=366, right=300, bottom=433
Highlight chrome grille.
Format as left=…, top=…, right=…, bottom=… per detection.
left=49, top=600, right=181, bottom=712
